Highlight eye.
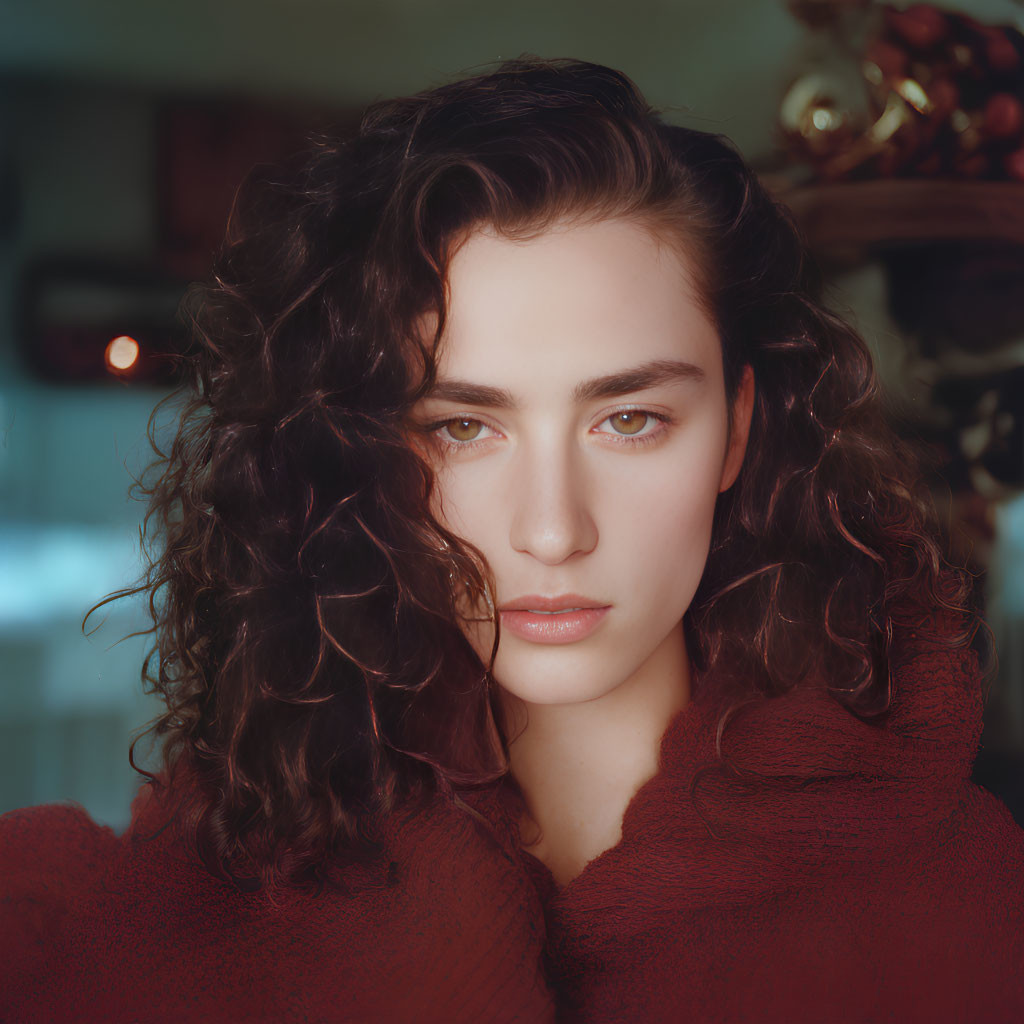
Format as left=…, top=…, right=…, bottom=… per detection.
left=428, top=416, right=497, bottom=447
left=595, top=409, right=671, bottom=443
left=602, top=411, right=651, bottom=436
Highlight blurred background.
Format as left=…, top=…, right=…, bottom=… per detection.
left=1, top=0, right=1022, bottom=830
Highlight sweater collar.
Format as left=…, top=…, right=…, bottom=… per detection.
left=517, top=611, right=984, bottom=936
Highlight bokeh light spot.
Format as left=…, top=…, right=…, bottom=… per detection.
left=105, top=335, right=140, bottom=372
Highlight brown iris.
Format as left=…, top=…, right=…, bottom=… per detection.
left=610, top=411, right=648, bottom=435
left=445, top=418, right=484, bottom=442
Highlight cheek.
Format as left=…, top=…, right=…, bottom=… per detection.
left=603, top=451, right=722, bottom=610
left=429, top=465, right=497, bottom=550
left=428, top=466, right=505, bottom=629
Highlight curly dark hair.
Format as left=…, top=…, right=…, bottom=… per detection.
left=103, top=56, right=978, bottom=891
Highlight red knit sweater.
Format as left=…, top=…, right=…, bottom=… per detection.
left=4, top=610, right=1022, bottom=1023
left=1, top=779, right=554, bottom=1022
left=517, top=613, right=1024, bottom=1022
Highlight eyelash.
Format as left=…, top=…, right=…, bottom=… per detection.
left=422, top=408, right=674, bottom=451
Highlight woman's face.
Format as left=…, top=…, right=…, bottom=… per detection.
left=410, top=216, right=753, bottom=707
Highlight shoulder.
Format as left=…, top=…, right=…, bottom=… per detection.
left=1, top=800, right=119, bottom=913
left=1, top=799, right=119, bottom=855
left=907, top=781, right=1024, bottom=933
left=860, top=785, right=1024, bottom=1018
left=0, top=802, right=121, bottom=1000
left=806, top=783, right=1024, bottom=1016
left=4, top=782, right=553, bottom=1024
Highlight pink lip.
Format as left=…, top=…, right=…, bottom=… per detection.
left=497, top=595, right=610, bottom=645
left=498, top=593, right=607, bottom=612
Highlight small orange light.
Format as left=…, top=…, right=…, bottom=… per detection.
left=106, top=335, right=140, bottom=372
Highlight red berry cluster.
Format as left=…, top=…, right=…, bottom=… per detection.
left=862, top=4, right=1024, bottom=179
left=782, top=4, right=1024, bottom=181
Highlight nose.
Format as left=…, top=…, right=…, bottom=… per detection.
left=508, top=437, right=599, bottom=565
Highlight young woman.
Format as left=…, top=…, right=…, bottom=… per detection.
left=4, top=57, right=1023, bottom=1022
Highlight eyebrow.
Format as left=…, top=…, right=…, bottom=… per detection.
left=422, top=358, right=706, bottom=409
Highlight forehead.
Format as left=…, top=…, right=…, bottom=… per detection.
left=434, top=217, right=722, bottom=391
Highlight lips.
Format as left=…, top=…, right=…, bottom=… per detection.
left=496, top=594, right=611, bottom=645
left=498, top=593, right=608, bottom=613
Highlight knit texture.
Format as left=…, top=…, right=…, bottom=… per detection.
left=1, top=778, right=555, bottom=1022
left=518, top=613, right=1024, bottom=1023
left=4, top=610, right=1022, bottom=1022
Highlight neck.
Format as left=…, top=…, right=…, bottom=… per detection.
left=500, top=625, right=691, bottom=887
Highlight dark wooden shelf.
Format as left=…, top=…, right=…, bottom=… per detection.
left=778, top=180, right=1024, bottom=252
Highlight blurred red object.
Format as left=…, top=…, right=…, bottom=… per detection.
left=157, top=100, right=357, bottom=280
left=885, top=4, right=949, bottom=50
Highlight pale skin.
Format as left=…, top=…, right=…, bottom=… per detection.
left=410, top=216, right=755, bottom=887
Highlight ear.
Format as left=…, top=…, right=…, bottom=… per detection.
left=718, top=364, right=755, bottom=494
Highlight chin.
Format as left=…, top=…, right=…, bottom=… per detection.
left=490, top=649, right=628, bottom=707
left=497, top=679, right=619, bottom=707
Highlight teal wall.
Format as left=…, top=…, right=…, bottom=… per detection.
left=0, top=82, right=166, bottom=828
